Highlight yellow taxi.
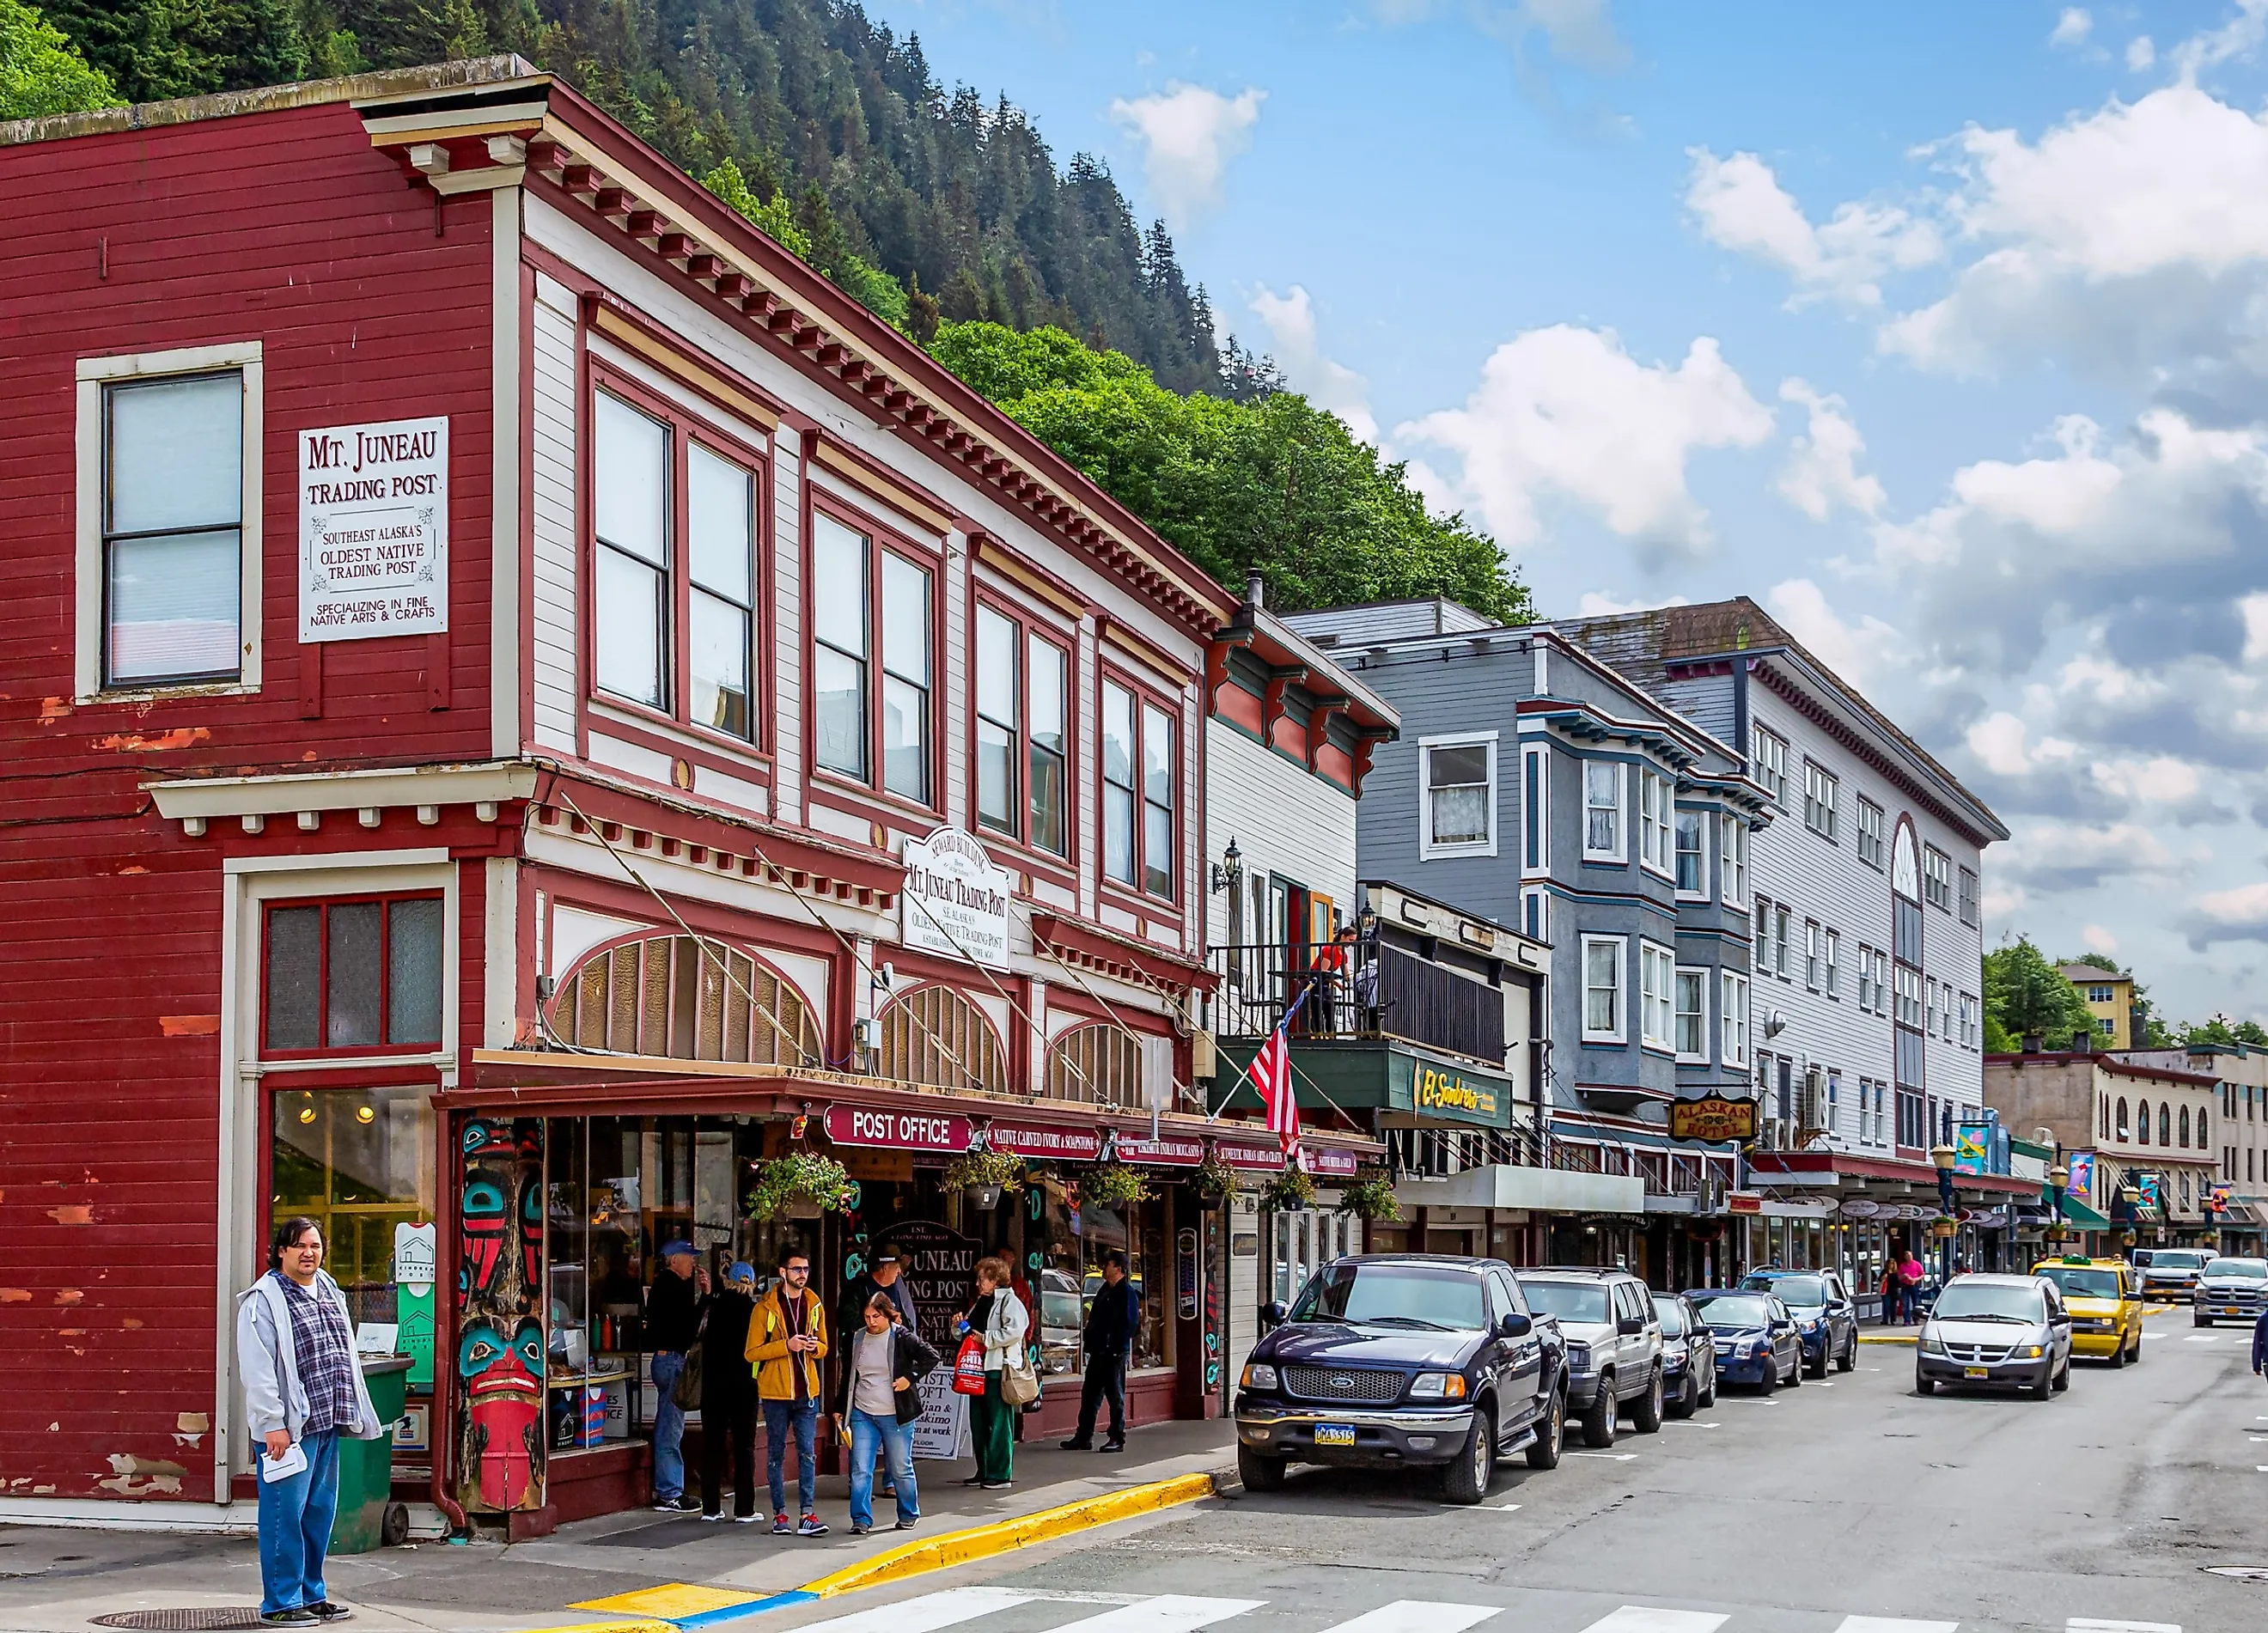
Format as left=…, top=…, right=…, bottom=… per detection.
left=2032, top=1256, right=2143, bottom=1365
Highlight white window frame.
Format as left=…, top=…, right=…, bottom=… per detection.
left=1719, top=813, right=1747, bottom=907
left=1803, top=919, right=1821, bottom=990
left=1775, top=904, right=1792, bottom=979
left=1582, top=759, right=1626, bottom=862
left=1750, top=726, right=1788, bottom=805
left=1923, top=844, right=1953, bottom=912
left=1856, top=943, right=1874, bottom=1012
left=1824, top=929, right=1840, bottom=999
left=1639, top=940, right=1676, bottom=1053
left=1520, top=741, right=1550, bottom=876
left=1638, top=768, right=1674, bottom=879
left=1673, top=806, right=1707, bottom=899
left=1958, top=866, right=1980, bottom=928
left=1418, top=731, right=1498, bottom=859
left=1674, top=964, right=1709, bottom=1063
left=1802, top=759, right=1839, bottom=843
left=1581, top=934, right=1626, bottom=1044
left=1856, top=795, right=1886, bottom=870
left=1720, top=972, right=1750, bottom=1069
left=76, top=341, right=265, bottom=702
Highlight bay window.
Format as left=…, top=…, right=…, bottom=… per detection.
left=1720, top=814, right=1747, bottom=905
left=1582, top=935, right=1625, bottom=1042
left=1640, top=941, right=1674, bottom=1051
left=1103, top=679, right=1177, bottom=902
left=812, top=508, right=933, bottom=804
left=1674, top=808, right=1704, bottom=895
left=974, top=604, right=1070, bottom=856
left=1638, top=770, right=1673, bottom=875
left=1675, top=966, right=1707, bottom=1059
left=1583, top=760, right=1624, bottom=859
left=1721, top=972, right=1750, bottom=1067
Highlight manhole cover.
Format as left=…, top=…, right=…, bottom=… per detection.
left=91, top=1610, right=269, bottom=1630
left=2204, top=1566, right=2268, bottom=1581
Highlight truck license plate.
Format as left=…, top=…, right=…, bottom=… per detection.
left=1962, top=1366, right=1989, bottom=1379
left=1314, top=1423, right=1357, bottom=1446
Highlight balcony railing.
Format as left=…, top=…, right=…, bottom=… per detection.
left=1387, top=1123, right=1545, bottom=1179
left=1204, top=939, right=1508, bottom=1068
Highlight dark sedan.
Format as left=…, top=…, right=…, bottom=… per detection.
left=1686, top=1289, right=1802, bottom=1392
left=1740, top=1270, right=1859, bottom=1377
left=1651, top=1291, right=1716, bottom=1418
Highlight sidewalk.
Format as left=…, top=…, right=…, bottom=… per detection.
left=0, top=1420, right=1239, bottom=1633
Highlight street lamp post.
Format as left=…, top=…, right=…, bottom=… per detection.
left=1930, top=1141, right=1960, bottom=1286
left=2047, top=1159, right=2070, bottom=1252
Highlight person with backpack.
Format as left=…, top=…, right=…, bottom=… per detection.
left=832, top=1292, right=941, bottom=1534
left=698, top=1262, right=760, bottom=1522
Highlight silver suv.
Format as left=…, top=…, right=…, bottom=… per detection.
left=1515, top=1268, right=1663, bottom=1447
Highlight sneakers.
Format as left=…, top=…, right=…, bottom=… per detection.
left=259, top=1612, right=316, bottom=1628
left=850, top=1521, right=872, bottom=1536
left=798, top=1513, right=829, bottom=1537
left=771, top=1513, right=792, bottom=1534
left=1098, top=1441, right=1125, bottom=1453
left=654, top=1494, right=698, bottom=1513
left=893, top=1515, right=919, bottom=1530
left=308, top=1606, right=354, bottom=1624
left=1058, top=1437, right=1092, bottom=1450
left=734, top=1512, right=761, bottom=1524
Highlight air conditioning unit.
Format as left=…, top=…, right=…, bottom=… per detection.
left=1802, top=1069, right=1830, bottom=1135
left=1697, top=1172, right=1727, bottom=1215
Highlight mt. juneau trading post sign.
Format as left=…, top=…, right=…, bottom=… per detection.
left=899, top=826, right=1015, bottom=968
left=299, top=416, right=448, bottom=640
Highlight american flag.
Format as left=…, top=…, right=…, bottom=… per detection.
left=1247, top=985, right=1307, bottom=1161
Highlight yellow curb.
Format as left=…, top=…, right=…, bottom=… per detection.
left=796, top=1471, right=1222, bottom=1600
left=572, top=1586, right=767, bottom=1618
left=1856, top=1333, right=1917, bottom=1344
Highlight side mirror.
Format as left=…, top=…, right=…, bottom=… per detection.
left=1617, top=1314, right=1644, bottom=1335
left=1497, top=1311, right=1533, bottom=1339
left=1260, top=1301, right=1289, bottom=1330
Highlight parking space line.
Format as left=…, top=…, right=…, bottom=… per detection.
left=1568, top=1452, right=1639, bottom=1461
left=2069, top=1619, right=2182, bottom=1631
left=1571, top=1611, right=1727, bottom=1633
left=1831, top=1620, right=1959, bottom=1633
left=1308, top=1600, right=1503, bottom=1633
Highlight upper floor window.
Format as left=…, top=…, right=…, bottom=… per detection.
left=974, top=603, right=1070, bottom=856
left=1424, top=737, right=1495, bottom=856
left=1923, top=844, right=1954, bottom=913
left=1720, top=814, right=1747, bottom=906
left=1803, top=919, right=1822, bottom=990
left=1802, top=760, right=1838, bottom=843
left=1639, top=941, right=1675, bottom=1052
left=1775, top=903, right=1792, bottom=979
left=592, top=388, right=761, bottom=740
left=1856, top=942, right=1875, bottom=1012
left=1582, top=935, right=1625, bottom=1043
left=1674, top=966, right=1707, bottom=1059
left=1721, top=972, right=1750, bottom=1068
left=1583, top=760, right=1625, bottom=860
left=103, top=371, right=246, bottom=687
left=1638, top=769, right=1674, bottom=877
left=264, top=895, right=443, bottom=1056
left=1824, top=929, right=1841, bottom=999
left=1958, top=867, right=1980, bottom=928
left=1750, top=727, right=1788, bottom=805
left=1856, top=797, right=1886, bottom=870
left=1674, top=808, right=1705, bottom=895
left=812, top=509, right=932, bottom=803
left=1102, top=679, right=1176, bottom=902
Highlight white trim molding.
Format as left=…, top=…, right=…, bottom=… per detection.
left=1417, top=730, right=1498, bottom=860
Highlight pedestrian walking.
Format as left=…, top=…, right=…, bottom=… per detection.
left=2253, top=1301, right=2268, bottom=1380
left=957, top=1256, right=1029, bottom=1490
left=698, top=1262, right=760, bottom=1522
left=747, top=1247, right=830, bottom=1535
left=832, top=1292, right=941, bottom=1535
left=1061, top=1252, right=1139, bottom=1452
left=1897, top=1248, right=1925, bottom=1324
left=1880, top=1258, right=1904, bottom=1325
left=237, top=1216, right=386, bottom=1628
left=839, top=1246, right=918, bottom=1498
left=644, top=1240, right=708, bottom=1512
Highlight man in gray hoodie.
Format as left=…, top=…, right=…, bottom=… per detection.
left=238, top=1217, right=385, bottom=1627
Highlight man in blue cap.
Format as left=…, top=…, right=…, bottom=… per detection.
left=646, top=1240, right=708, bottom=1512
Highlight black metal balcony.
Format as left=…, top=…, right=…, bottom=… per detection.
left=1205, top=938, right=1508, bottom=1069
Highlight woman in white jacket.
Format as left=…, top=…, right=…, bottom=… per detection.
left=956, top=1256, right=1028, bottom=1489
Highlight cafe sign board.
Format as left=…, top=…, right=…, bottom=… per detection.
left=299, top=416, right=448, bottom=641
left=1406, top=1056, right=1504, bottom=1127
left=823, top=1106, right=972, bottom=1153
left=1669, top=1094, right=1759, bottom=1146
left=899, top=827, right=1014, bottom=968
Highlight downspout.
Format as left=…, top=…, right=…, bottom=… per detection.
left=430, top=1106, right=469, bottom=1538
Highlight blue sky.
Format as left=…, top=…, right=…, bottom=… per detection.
left=879, top=0, right=2268, bottom=1025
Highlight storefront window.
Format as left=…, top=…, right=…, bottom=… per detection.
left=271, top=1084, right=436, bottom=1325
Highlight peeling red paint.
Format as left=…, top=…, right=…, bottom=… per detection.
left=123, top=1317, right=145, bottom=1329
left=160, top=1014, right=221, bottom=1037
left=117, top=864, right=149, bottom=875
left=48, top=1204, right=93, bottom=1224
left=0, top=1289, right=30, bottom=1304
left=53, top=1288, right=82, bottom=1306
left=94, top=726, right=211, bottom=752
left=38, top=697, right=69, bottom=722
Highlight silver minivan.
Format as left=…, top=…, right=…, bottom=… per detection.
left=1915, top=1272, right=2073, bottom=1398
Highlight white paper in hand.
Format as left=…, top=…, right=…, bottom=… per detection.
left=259, top=1441, right=308, bottom=1484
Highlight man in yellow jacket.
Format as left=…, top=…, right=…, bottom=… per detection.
left=745, top=1248, right=830, bottom=1535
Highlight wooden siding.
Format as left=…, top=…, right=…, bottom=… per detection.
left=530, top=277, right=581, bottom=751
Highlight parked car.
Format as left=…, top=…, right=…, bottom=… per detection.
left=2132, top=1247, right=2213, bottom=1302
left=1651, top=1291, right=1717, bottom=1418
left=1515, top=1268, right=1664, bottom=1447
left=1686, top=1289, right=1802, bottom=1392
left=1914, top=1272, right=2073, bottom=1399
left=2192, top=1256, right=2268, bottom=1327
left=1234, top=1254, right=1566, bottom=1503
left=1740, top=1269, right=1858, bottom=1377
left=2031, top=1256, right=2143, bottom=1365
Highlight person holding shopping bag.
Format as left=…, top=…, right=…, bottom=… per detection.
left=832, top=1293, right=941, bottom=1534
left=956, top=1257, right=1029, bottom=1490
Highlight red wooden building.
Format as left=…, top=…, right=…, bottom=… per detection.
left=0, top=58, right=1375, bottom=1532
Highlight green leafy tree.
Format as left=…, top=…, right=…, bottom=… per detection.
left=2178, top=1014, right=2268, bottom=1048
left=929, top=320, right=1532, bottom=621
left=0, top=0, right=120, bottom=117
left=2054, top=954, right=2174, bottom=1048
left=1983, top=937, right=2099, bottom=1052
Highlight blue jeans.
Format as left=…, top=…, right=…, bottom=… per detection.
left=763, top=1398, right=819, bottom=1516
left=847, top=1408, right=917, bottom=1528
left=650, top=1352, right=686, bottom=1500
left=256, top=1429, right=340, bottom=1616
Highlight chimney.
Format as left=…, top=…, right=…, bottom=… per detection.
left=2022, top=1033, right=2043, bottom=1054
left=1245, top=569, right=1265, bottom=612
left=2073, top=1029, right=2093, bottom=1054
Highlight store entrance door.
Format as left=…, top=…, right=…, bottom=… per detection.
left=1425, top=1228, right=1475, bottom=1257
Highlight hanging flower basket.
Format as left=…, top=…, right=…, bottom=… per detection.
left=942, top=1149, right=1021, bottom=1194
left=1081, top=1163, right=1151, bottom=1207
left=746, top=1152, right=856, bottom=1220
left=1930, top=1216, right=1959, bottom=1240
left=1193, top=1149, right=1240, bottom=1200
left=1262, top=1162, right=1318, bottom=1212
left=1338, top=1168, right=1401, bottom=1222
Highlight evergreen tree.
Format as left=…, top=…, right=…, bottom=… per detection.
left=1, top=0, right=119, bottom=117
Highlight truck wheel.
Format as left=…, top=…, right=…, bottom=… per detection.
left=1835, top=1334, right=1856, bottom=1373
left=2194, top=1313, right=2212, bottom=1327
left=2106, top=1336, right=2125, bottom=1368
left=1236, top=1445, right=1286, bottom=1492
left=1631, top=1367, right=1663, bottom=1434
left=1667, top=1368, right=1697, bottom=1420
left=1441, top=1414, right=1496, bottom=1505
left=2052, top=1357, right=2071, bottom=1392
left=1914, top=1367, right=1935, bottom=1396
left=2129, top=1329, right=2143, bottom=1364
left=1526, top=1386, right=1564, bottom=1470
left=1581, top=1375, right=1617, bottom=1447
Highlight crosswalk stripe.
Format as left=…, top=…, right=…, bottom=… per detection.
left=788, top=1587, right=1037, bottom=1633
left=1042, top=1595, right=1264, bottom=1633
left=1309, top=1600, right=1501, bottom=1633
left=2070, top=1619, right=2180, bottom=1631
left=1572, top=1612, right=1728, bottom=1633
left=1832, top=1620, right=1957, bottom=1633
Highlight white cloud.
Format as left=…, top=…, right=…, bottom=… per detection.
left=1395, top=325, right=1774, bottom=557
left=2126, top=35, right=2155, bottom=70
left=2051, top=9, right=2092, bottom=49
left=1997, top=818, right=2180, bottom=891
left=2082, top=923, right=2120, bottom=954
left=1764, top=578, right=1903, bottom=694
left=1686, top=149, right=1942, bottom=308
left=1965, top=711, right=2078, bottom=777
left=2171, top=0, right=2268, bottom=79
left=1776, top=379, right=1886, bottom=520
left=1248, top=284, right=1376, bottom=443
left=1107, top=82, right=1266, bottom=228
left=2187, top=878, right=2268, bottom=946
left=2088, top=755, right=2205, bottom=806
left=2241, top=593, right=2268, bottom=662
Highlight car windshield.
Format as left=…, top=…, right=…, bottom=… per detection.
left=2033, top=1265, right=2120, bottom=1299
left=1931, top=1282, right=2046, bottom=1323
left=2151, top=1252, right=2211, bottom=1270
left=1651, top=1297, right=1687, bottom=1337
left=1290, top=1262, right=1485, bottom=1331
left=1689, top=1293, right=1774, bottom=1327
left=2205, top=1258, right=2268, bottom=1279
left=1747, top=1274, right=1828, bottom=1307
left=1521, top=1282, right=1611, bottom=1325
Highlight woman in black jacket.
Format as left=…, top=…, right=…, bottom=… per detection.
left=698, top=1262, right=760, bottom=1520
left=831, top=1293, right=941, bottom=1534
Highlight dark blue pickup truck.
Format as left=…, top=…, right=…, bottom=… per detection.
left=1233, top=1254, right=1567, bottom=1503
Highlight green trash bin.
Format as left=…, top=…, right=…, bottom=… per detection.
left=332, top=1355, right=412, bottom=1554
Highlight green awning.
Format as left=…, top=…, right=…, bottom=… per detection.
left=2053, top=1193, right=2113, bottom=1229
